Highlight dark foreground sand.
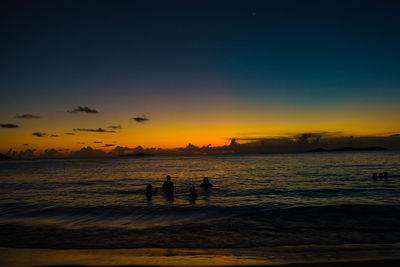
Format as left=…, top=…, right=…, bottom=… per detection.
left=35, top=260, right=400, bottom=267
left=1, top=245, right=400, bottom=267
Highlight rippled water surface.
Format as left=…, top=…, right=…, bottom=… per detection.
left=0, top=151, right=400, bottom=250
left=1, top=152, right=400, bottom=227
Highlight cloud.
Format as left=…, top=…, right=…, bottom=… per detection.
left=73, top=128, right=116, bottom=133
left=77, top=142, right=85, bottom=144
left=68, top=106, right=99, bottom=114
left=7, top=131, right=400, bottom=159
left=102, top=144, right=115, bottom=147
left=93, top=141, right=103, bottom=143
left=15, top=114, right=40, bottom=119
left=226, top=132, right=400, bottom=154
left=33, top=132, right=47, bottom=137
left=235, top=132, right=343, bottom=146
left=32, top=132, right=59, bottom=137
left=6, top=148, right=36, bottom=159
left=6, top=148, right=66, bottom=159
left=1, top=123, right=19, bottom=128
left=390, top=134, right=400, bottom=137
left=294, top=132, right=325, bottom=144
left=23, top=144, right=29, bottom=146
left=108, top=125, right=122, bottom=130
left=133, top=117, right=149, bottom=123
left=65, top=132, right=75, bottom=135
left=293, top=132, right=342, bottom=142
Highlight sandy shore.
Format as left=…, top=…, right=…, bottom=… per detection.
left=39, top=260, right=400, bottom=267
left=1, top=244, right=400, bottom=267
left=11, top=259, right=400, bottom=267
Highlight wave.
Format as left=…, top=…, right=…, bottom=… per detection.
left=2, top=202, right=399, bottom=222
left=224, top=187, right=396, bottom=197
left=0, top=202, right=260, bottom=219
left=1, top=204, right=400, bottom=249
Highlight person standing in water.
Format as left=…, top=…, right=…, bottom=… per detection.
left=200, top=177, right=213, bottom=188
left=189, top=186, right=197, bottom=199
left=145, top=184, right=153, bottom=198
left=162, top=175, right=174, bottom=199
left=162, top=175, right=174, bottom=191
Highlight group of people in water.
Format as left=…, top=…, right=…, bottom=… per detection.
left=372, top=171, right=389, bottom=181
left=145, top=175, right=213, bottom=200
left=145, top=172, right=391, bottom=200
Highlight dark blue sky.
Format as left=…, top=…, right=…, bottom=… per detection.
left=2, top=0, right=400, bottom=100
left=1, top=0, right=400, bottom=151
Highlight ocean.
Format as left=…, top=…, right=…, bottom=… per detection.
left=1, top=151, right=400, bottom=265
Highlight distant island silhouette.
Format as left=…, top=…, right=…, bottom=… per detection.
left=0, top=153, right=12, bottom=160
left=307, top=147, right=387, bottom=153
left=120, top=153, right=154, bottom=157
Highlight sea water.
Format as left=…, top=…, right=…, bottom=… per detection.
left=0, top=151, right=400, bottom=264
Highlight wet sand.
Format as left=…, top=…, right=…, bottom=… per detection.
left=1, top=244, right=400, bottom=267
left=36, top=260, right=400, bottom=267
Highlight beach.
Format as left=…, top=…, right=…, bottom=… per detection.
left=2, top=0, right=400, bottom=265
left=1, top=246, right=400, bottom=266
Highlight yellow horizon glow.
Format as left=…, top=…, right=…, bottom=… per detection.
left=1, top=99, right=399, bottom=153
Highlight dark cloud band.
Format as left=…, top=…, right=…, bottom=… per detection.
left=32, top=132, right=59, bottom=137
left=108, top=125, right=122, bottom=130
left=0, top=123, right=19, bottom=128
left=133, top=117, right=149, bottom=123
left=73, top=128, right=116, bottom=133
left=68, top=106, right=98, bottom=114
left=15, top=114, right=40, bottom=119
left=33, top=132, right=47, bottom=137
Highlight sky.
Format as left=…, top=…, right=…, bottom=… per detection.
left=1, top=0, right=400, bottom=157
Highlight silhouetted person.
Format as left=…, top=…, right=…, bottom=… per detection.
left=200, top=177, right=213, bottom=188
left=162, top=175, right=174, bottom=200
left=372, top=173, right=378, bottom=181
left=189, top=186, right=197, bottom=199
left=146, top=184, right=153, bottom=198
left=384, top=171, right=388, bottom=180
left=162, top=175, right=174, bottom=191
left=379, top=173, right=384, bottom=180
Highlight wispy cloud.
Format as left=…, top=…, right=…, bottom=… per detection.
left=93, top=141, right=103, bottom=143
left=0, top=123, right=19, bottom=128
left=108, top=125, right=122, bottom=130
left=32, top=132, right=47, bottom=137
left=102, top=144, right=115, bottom=147
left=32, top=132, right=59, bottom=137
left=73, top=128, right=116, bottom=133
left=68, top=106, right=99, bottom=114
left=65, top=132, right=75, bottom=135
left=133, top=117, right=149, bottom=123
left=15, top=114, right=40, bottom=119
